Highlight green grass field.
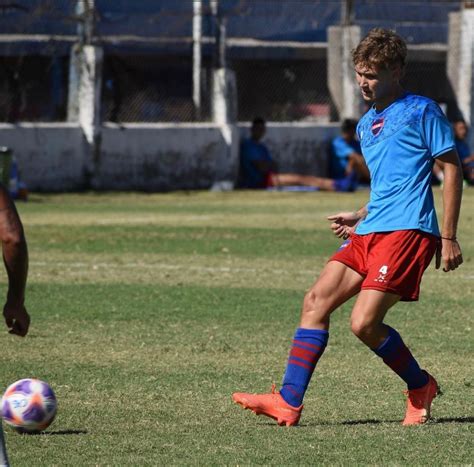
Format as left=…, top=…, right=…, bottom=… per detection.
left=1, top=189, right=473, bottom=465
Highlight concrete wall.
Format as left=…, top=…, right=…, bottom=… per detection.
left=0, top=123, right=338, bottom=191
left=98, top=123, right=240, bottom=190
left=0, top=123, right=86, bottom=191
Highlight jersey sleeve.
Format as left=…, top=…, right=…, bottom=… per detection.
left=421, top=102, right=456, bottom=159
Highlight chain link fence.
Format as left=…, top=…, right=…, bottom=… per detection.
left=402, top=60, right=458, bottom=119
left=0, top=55, right=69, bottom=122
left=233, top=58, right=333, bottom=122
left=0, top=0, right=466, bottom=123
left=0, top=0, right=74, bottom=122
left=101, top=55, right=212, bottom=123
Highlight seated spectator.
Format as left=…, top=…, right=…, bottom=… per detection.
left=453, top=120, right=474, bottom=185
left=434, top=120, right=474, bottom=186
left=329, top=119, right=370, bottom=183
left=239, top=118, right=358, bottom=192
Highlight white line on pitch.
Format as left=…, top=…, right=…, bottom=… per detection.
left=29, top=261, right=474, bottom=279
left=30, top=261, right=318, bottom=275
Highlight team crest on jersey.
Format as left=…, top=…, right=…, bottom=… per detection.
left=371, top=117, right=385, bottom=136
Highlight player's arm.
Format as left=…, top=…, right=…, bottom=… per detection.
left=327, top=205, right=368, bottom=239
left=0, top=185, right=30, bottom=336
left=436, top=149, right=463, bottom=272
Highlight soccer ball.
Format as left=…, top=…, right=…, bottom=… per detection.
left=1, top=378, right=57, bottom=433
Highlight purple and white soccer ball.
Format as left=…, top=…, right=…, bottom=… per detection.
left=1, top=378, right=57, bottom=433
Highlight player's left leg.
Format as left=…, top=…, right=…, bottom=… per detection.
left=233, top=261, right=364, bottom=426
left=350, top=289, right=440, bottom=425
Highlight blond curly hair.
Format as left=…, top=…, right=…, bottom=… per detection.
left=352, top=28, right=407, bottom=71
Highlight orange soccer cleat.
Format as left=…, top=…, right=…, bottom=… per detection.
left=232, top=384, right=303, bottom=427
left=402, top=372, right=441, bottom=426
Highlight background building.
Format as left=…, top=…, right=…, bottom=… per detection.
left=0, top=0, right=472, bottom=190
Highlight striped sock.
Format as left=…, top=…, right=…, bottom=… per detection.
left=372, top=326, right=429, bottom=390
left=280, top=328, right=328, bottom=407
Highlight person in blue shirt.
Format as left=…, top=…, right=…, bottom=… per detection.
left=330, top=118, right=370, bottom=183
left=233, top=28, right=463, bottom=428
left=453, top=120, right=474, bottom=185
left=239, top=118, right=276, bottom=189
left=433, top=119, right=474, bottom=186
left=239, top=117, right=359, bottom=192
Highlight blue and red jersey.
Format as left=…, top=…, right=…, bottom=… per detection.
left=355, top=93, right=456, bottom=237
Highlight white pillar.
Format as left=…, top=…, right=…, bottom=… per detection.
left=211, top=68, right=238, bottom=188
left=448, top=8, right=474, bottom=147
left=66, top=44, right=103, bottom=187
left=212, top=68, right=236, bottom=125
left=78, top=45, right=103, bottom=145
left=67, top=44, right=103, bottom=136
left=328, top=25, right=362, bottom=120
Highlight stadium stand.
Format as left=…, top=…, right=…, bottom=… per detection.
left=0, top=1, right=461, bottom=44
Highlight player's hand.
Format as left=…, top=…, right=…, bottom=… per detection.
left=327, top=211, right=361, bottom=239
left=3, top=300, right=30, bottom=337
left=436, top=238, right=463, bottom=272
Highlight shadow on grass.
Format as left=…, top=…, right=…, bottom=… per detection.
left=340, top=419, right=399, bottom=426
left=258, top=420, right=399, bottom=428
left=22, top=429, right=88, bottom=436
left=259, top=416, right=474, bottom=427
left=433, top=416, right=474, bottom=424
left=339, top=416, right=474, bottom=426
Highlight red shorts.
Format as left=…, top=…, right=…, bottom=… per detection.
left=329, top=230, right=438, bottom=301
left=265, top=172, right=276, bottom=188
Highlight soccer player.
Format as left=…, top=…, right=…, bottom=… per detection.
left=0, top=183, right=30, bottom=467
left=232, top=28, right=463, bottom=426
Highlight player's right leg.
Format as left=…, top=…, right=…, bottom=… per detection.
left=232, top=261, right=364, bottom=426
left=350, top=230, right=440, bottom=425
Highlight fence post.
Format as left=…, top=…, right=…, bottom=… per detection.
left=327, top=25, right=362, bottom=120
left=67, top=0, right=103, bottom=188
left=193, top=0, right=202, bottom=120
left=67, top=44, right=103, bottom=188
left=447, top=6, right=474, bottom=148
left=208, top=0, right=239, bottom=187
left=210, top=0, right=236, bottom=125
